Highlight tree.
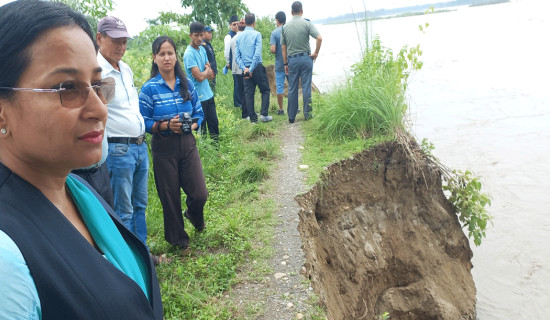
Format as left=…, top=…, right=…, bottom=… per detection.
left=59, top=0, right=114, bottom=21
left=180, top=0, right=248, bottom=29
left=57, top=0, right=114, bottom=34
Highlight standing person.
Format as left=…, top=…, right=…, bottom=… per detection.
left=0, top=1, right=163, bottom=318
left=282, top=1, right=323, bottom=123
left=235, top=13, right=272, bottom=123
left=96, top=16, right=150, bottom=245
left=231, top=19, right=249, bottom=120
left=184, top=21, right=219, bottom=140
left=224, top=15, right=242, bottom=108
left=270, top=11, right=287, bottom=116
left=201, top=26, right=217, bottom=92
left=140, top=36, right=208, bottom=253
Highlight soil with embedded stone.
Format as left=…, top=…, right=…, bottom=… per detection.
left=296, top=139, right=477, bottom=320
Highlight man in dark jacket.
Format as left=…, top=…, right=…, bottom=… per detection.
left=201, top=26, right=218, bottom=92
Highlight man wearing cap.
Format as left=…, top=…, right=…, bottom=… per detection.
left=282, top=1, right=322, bottom=123
left=224, top=15, right=242, bottom=108
left=96, top=16, right=149, bottom=245
left=201, top=26, right=218, bottom=92
left=235, top=13, right=272, bottom=123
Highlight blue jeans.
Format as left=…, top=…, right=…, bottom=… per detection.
left=287, top=54, right=313, bottom=121
left=106, top=142, right=149, bottom=245
left=275, top=70, right=286, bottom=95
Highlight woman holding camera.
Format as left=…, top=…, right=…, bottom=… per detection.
left=0, top=1, right=163, bottom=318
left=139, top=36, right=208, bottom=254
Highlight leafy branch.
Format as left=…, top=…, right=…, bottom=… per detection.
left=421, top=139, right=492, bottom=246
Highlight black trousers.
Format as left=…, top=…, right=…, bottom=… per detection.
left=235, top=73, right=249, bottom=119
left=243, top=64, right=270, bottom=122
left=200, top=96, right=219, bottom=139
left=151, top=133, right=208, bottom=248
left=71, top=162, right=114, bottom=208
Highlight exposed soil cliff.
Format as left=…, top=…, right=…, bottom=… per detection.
left=296, top=139, right=476, bottom=320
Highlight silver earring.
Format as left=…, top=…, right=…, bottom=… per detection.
left=0, top=128, right=6, bottom=135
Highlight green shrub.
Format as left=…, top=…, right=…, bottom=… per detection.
left=313, top=37, right=422, bottom=141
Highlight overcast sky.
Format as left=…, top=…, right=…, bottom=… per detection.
left=0, top=0, right=441, bottom=36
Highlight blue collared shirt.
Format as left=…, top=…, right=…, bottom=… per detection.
left=139, top=74, right=204, bottom=133
left=235, top=26, right=263, bottom=73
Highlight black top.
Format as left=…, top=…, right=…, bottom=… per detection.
left=0, top=163, right=163, bottom=319
left=201, top=40, right=218, bottom=76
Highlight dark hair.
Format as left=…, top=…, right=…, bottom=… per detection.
left=291, top=1, right=303, bottom=14
left=189, top=21, right=204, bottom=34
left=245, top=13, right=255, bottom=26
left=229, top=15, right=239, bottom=24
left=275, top=11, right=286, bottom=24
left=150, top=36, right=190, bottom=101
left=0, top=0, right=94, bottom=99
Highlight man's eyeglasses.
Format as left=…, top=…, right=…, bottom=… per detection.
left=0, top=77, right=116, bottom=108
left=231, top=22, right=238, bottom=27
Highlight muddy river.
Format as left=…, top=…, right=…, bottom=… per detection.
left=312, top=0, right=550, bottom=318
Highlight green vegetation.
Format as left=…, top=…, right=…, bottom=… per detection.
left=443, top=170, right=492, bottom=246
left=421, top=140, right=492, bottom=246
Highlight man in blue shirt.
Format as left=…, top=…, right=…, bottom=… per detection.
left=270, top=11, right=287, bottom=116
left=235, top=13, right=272, bottom=123
left=184, top=21, right=219, bottom=139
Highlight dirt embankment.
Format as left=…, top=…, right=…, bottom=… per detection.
left=296, top=140, right=476, bottom=320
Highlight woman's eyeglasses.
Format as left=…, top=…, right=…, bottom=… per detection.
left=0, top=77, right=116, bottom=108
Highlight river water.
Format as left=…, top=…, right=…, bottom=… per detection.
left=311, top=0, right=550, bottom=318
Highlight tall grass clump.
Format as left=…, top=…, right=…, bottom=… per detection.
left=314, top=36, right=422, bottom=141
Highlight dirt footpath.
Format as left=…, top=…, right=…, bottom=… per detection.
left=231, top=123, right=321, bottom=319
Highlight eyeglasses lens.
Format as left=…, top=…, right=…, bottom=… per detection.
left=59, top=77, right=115, bottom=108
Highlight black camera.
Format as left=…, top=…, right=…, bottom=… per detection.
left=178, top=112, right=199, bottom=135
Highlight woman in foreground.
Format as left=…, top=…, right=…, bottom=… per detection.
left=139, top=36, right=208, bottom=254
left=0, top=1, right=163, bottom=318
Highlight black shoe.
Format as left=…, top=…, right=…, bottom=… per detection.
left=289, top=119, right=295, bottom=123
left=277, top=109, right=284, bottom=115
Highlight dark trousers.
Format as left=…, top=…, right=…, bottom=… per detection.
left=243, top=64, right=270, bottom=122
left=235, top=73, right=249, bottom=119
left=71, top=162, right=114, bottom=208
left=151, top=133, right=208, bottom=248
left=200, top=96, right=219, bottom=139
left=287, top=54, right=313, bottom=121
left=232, top=73, right=242, bottom=107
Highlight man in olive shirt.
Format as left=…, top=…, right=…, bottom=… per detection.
left=282, top=1, right=322, bottom=123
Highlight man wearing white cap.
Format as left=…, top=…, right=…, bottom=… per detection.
left=96, top=16, right=149, bottom=246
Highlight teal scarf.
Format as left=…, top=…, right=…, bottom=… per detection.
left=66, top=175, right=150, bottom=301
